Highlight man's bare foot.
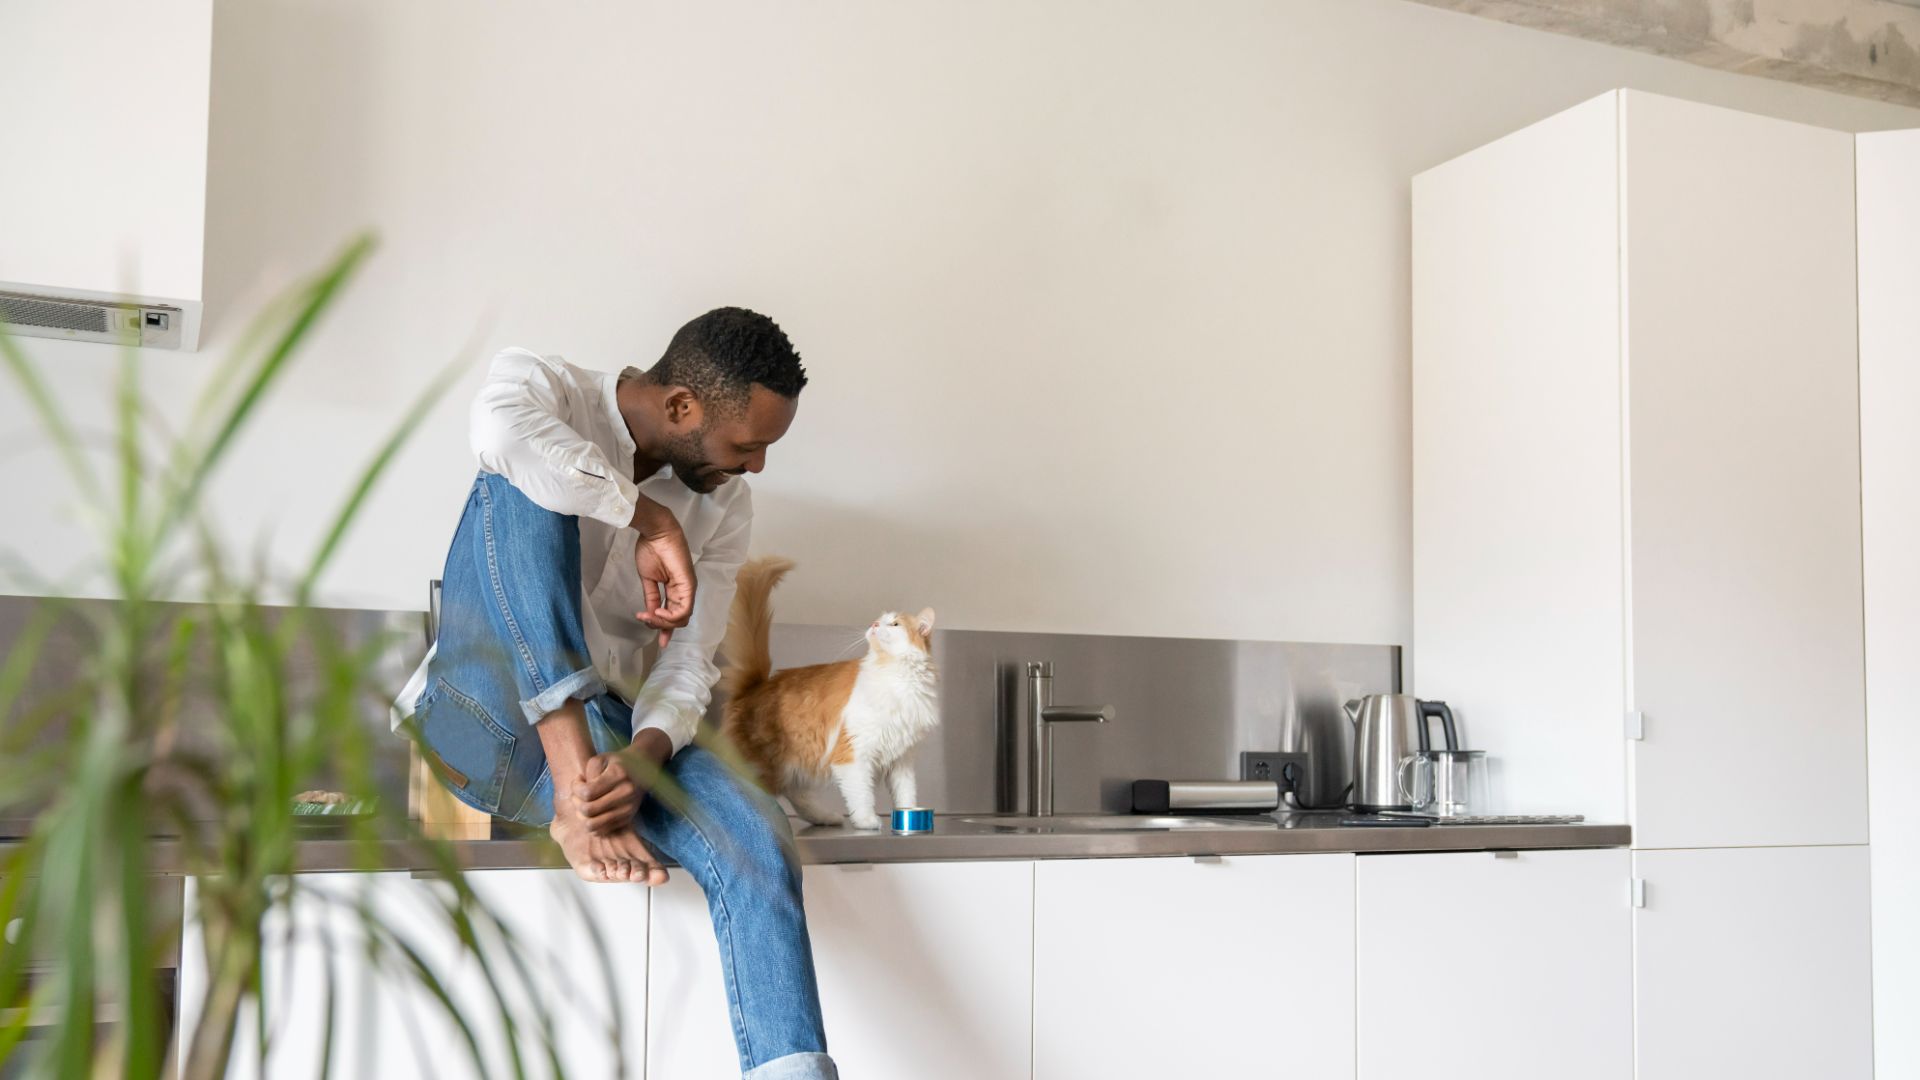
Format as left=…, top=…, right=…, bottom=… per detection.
left=550, top=798, right=670, bottom=886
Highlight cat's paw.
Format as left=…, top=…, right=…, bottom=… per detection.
left=848, top=813, right=885, bottom=831
left=797, top=809, right=845, bottom=827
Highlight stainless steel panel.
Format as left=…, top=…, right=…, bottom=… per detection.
left=760, top=623, right=1400, bottom=814
left=0, top=595, right=427, bottom=821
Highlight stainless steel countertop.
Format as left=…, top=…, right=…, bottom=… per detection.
left=73, top=813, right=1628, bottom=875
left=782, top=813, right=1629, bottom=864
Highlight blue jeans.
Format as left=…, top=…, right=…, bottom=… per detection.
left=414, top=472, right=835, bottom=1080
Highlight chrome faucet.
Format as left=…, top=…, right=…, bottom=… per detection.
left=1026, top=661, right=1114, bottom=817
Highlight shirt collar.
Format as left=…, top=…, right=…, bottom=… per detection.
left=601, top=369, right=639, bottom=479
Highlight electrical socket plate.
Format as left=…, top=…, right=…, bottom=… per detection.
left=1240, top=751, right=1312, bottom=803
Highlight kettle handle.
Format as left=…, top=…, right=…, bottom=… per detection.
left=1416, top=700, right=1459, bottom=753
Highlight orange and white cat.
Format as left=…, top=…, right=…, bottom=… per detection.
left=719, top=557, right=938, bottom=830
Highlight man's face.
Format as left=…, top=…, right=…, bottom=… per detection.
left=659, top=384, right=798, bottom=493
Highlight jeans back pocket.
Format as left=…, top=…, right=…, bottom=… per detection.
left=417, top=676, right=516, bottom=816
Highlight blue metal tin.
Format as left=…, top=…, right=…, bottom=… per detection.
left=890, top=806, right=934, bottom=834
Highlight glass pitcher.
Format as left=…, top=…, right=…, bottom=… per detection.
left=1396, top=749, right=1489, bottom=818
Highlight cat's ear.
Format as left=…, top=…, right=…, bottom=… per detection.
left=914, top=608, right=937, bottom=638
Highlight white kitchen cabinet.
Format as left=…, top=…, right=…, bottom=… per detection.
left=178, top=870, right=650, bottom=1080
left=180, top=873, right=464, bottom=1080
left=1633, top=846, right=1872, bottom=1080
left=648, top=859, right=1034, bottom=1080
left=1032, top=853, right=1354, bottom=1080
left=460, top=870, right=652, bottom=1078
left=1355, top=849, right=1631, bottom=1080
left=1412, top=89, right=1866, bottom=849
left=1858, top=126, right=1920, bottom=1080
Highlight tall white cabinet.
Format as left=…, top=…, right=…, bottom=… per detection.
left=1858, top=127, right=1920, bottom=1080
left=1412, top=90, right=1872, bottom=1079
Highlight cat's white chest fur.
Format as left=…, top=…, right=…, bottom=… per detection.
left=842, top=655, right=939, bottom=764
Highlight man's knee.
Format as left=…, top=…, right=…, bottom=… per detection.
left=670, top=749, right=802, bottom=894
left=465, top=472, right=592, bottom=669
left=478, top=468, right=572, bottom=538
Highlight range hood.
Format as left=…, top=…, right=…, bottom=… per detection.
left=0, top=0, right=212, bottom=353
left=0, top=284, right=188, bottom=351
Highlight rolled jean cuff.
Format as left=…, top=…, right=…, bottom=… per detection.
left=743, top=1052, right=837, bottom=1080
left=519, top=666, right=606, bottom=726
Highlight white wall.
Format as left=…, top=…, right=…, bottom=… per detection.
left=3, top=0, right=1915, bottom=644
left=0, top=0, right=210, bottom=303
left=1858, top=127, right=1920, bottom=1080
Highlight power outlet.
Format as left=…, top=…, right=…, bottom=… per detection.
left=1240, top=751, right=1312, bottom=804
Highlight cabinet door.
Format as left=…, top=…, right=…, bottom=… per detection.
left=179, top=870, right=649, bottom=1080
left=648, top=861, right=1035, bottom=1080
left=1412, top=90, right=1629, bottom=822
left=1622, top=90, right=1867, bottom=848
left=1634, top=846, right=1872, bottom=1080
left=459, top=870, right=652, bottom=1078
left=1355, top=849, right=1631, bottom=1080
left=1032, top=853, right=1354, bottom=1080
left=1859, top=126, right=1920, bottom=1080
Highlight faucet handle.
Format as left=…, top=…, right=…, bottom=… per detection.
left=1041, top=704, right=1113, bottom=724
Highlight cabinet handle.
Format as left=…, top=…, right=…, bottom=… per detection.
left=1491, top=850, right=1518, bottom=860
left=1192, top=855, right=1224, bottom=865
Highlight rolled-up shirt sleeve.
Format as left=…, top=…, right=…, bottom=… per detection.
left=629, top=485, right=752, bottom=754
left=469, top=348, right=639, bottom=528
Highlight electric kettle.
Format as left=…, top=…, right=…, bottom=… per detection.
left=1343, top=694, right=1458, bottom=811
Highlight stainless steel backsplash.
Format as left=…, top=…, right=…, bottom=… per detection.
left=764, top=624, right=1399, bottom=814
left=0, top=594, right=1397, bottom=819
left=0, top=596, right=430, bottom=826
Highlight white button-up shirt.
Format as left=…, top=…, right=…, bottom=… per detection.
left=394, top=347, right=751, bottom=754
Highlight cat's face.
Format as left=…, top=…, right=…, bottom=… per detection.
left=866, top=608, right=936, bottom=658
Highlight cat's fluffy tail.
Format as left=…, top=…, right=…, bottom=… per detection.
left=720, top=556, right=795, bottom=701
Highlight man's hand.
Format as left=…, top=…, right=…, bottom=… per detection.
left=631, top=495, right=695, bottom=648
left=574, top=728, right=673, bottom=834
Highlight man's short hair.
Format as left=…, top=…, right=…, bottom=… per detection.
left=630, top=307, right=807, bottom=415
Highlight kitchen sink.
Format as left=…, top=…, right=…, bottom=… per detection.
left=958, top=814, right=1273, bottom=833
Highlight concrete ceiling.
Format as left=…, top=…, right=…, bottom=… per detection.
left=1409, top=0, right=1920, bottom=107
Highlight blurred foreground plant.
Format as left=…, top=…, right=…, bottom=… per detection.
left=0, top=239, right=624, bottom=1079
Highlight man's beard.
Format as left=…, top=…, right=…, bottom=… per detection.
left=660, top=427, right=726, bottom=492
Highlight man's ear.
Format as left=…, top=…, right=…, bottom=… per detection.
left=914, top=607, right=936, bottom=638
left=664, top=387, right=703, bottom=430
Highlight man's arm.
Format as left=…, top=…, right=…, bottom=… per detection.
left=470, top=348, right=641, bottom=527
left=630, top=484, right=751, bottom=753
left=576, top=486, right=751, bottom=831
